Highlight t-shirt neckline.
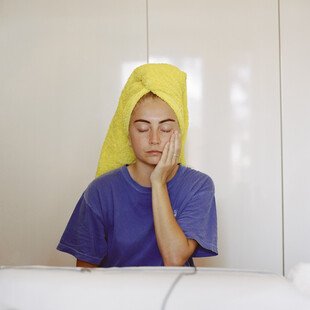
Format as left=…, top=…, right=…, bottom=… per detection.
left=121, top=164, right=185, bottom=193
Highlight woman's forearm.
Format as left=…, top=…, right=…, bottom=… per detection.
left=151, top=181, right=191, bottom=266
left=76, top=259, right=98, bottom=268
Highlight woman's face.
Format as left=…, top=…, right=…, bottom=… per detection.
left=128, top=96, right=180, bottom=166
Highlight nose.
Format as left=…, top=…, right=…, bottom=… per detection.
left=149, top=129, right=160, bottom=145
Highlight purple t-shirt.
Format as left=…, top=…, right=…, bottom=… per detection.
left=57, top=164, right=217, bottom=267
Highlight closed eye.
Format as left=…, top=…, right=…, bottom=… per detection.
left=136, top=129, right=172, bottom=133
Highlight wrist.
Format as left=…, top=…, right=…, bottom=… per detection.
left=151, top=179, right=166, bottom=187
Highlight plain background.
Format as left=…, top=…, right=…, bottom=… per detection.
left=0, top=0, right=309, bottom=276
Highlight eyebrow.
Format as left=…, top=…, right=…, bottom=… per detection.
left=134, top=118, right=176, bottom=124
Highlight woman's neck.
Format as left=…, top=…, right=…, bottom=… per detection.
left=127, top=162, right=179, bottom=187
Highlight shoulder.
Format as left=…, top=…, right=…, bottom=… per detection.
left=83, top=166, right=124, bottom=204
left=180, top=165, right=215, bottom=193
left=92, top=166, right=124, bottom=188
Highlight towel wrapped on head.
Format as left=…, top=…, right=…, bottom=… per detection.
left=96, top=63, right=189, bottom=177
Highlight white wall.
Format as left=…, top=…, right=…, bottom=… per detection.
left=0, top=0, right=309, bottom=275
left=148, top=0, right=282, bottom=273
left=280, top=0, right=310, bottom=274
left=0, top=0, right=147, bottom=266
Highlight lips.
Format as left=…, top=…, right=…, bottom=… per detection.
left=146, top=151, right=162, bottom=155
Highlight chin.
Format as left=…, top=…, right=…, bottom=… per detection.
left=148, top=159, right=160, bottom=165
left=144, top=157, right=160, bottom=166
left=135, top=155, right=161, bottom=166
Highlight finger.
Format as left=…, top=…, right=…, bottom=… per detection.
left=174, top=131, right=181, bottom=162
left=171, top=131, right=179, bottom=163
left=160, top=141, right=170, bottom=163
left=167, top=131, right=176, bottom=163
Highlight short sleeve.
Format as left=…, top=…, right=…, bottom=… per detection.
left=57, top=189, right=108, bottom=265
left=176, top=176, right=218, bottom=257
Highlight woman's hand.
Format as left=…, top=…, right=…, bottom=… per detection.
left=150, top=130, right=181, bottom=185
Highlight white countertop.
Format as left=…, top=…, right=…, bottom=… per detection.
left=1, top=266, right=310, bottom=310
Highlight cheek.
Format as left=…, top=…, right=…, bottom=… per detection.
left=162, top=132, right=173, bottom=142
left=129, top=132, right=146, bottom=149
left=152, top=133, right=171, bottom=147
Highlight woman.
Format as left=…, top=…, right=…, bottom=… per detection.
left=57, top=63, right=217, bottom=267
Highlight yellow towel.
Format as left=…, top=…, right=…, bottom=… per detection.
left=96, top=63, right=189, bottom=177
